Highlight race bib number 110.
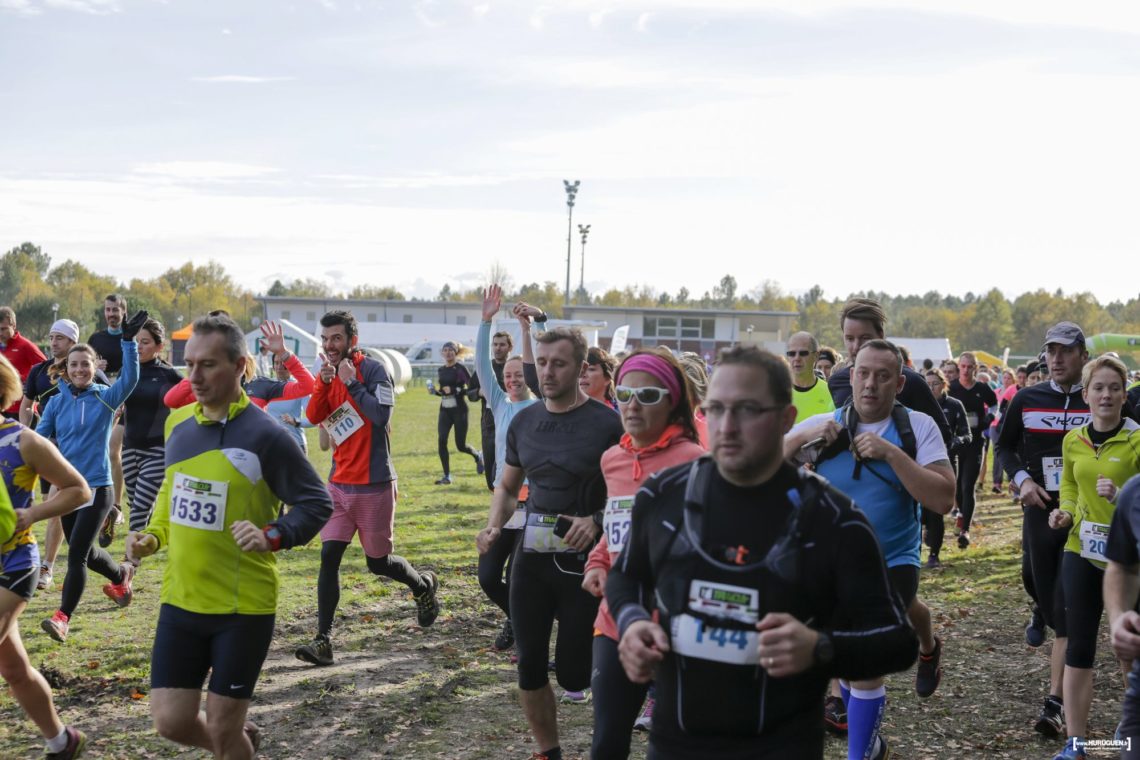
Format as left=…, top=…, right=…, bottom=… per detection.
left=170, top=473, right=228, bottom=532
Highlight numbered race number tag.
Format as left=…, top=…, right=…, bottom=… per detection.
left=671, top=580, right=761, bottom=665
left=521, top=512, right=574, bottom=553
left=1079, top=521, right=1110, bottom=562
left=966, top=412, right=979, bottom=430
left=323, top=401, right=365, bottom=446
left=441, top=396, right=457, bottom=409
left=603, top=495, right=634, bottom=555
left=503, top=505, right=526, bottom=530
left=1042, top=457, right=1064, bottom=492
left=170, top=473, right=228, bottom=532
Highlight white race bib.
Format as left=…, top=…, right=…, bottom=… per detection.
left=323, top=401, right=365, bottom=446
left=1042, top=457, right=1064, bottom=492
left=504, top=505, right=526, bottom=530
left=170, top=473, right=228, bottom=531
left=966, top=412, right=979, bottom=429
left=671, top=580, right=762, bottom=665
left=603, top=495, right=634, bottom=554
left=441, top=396, right=457, bottom=409
left=1079, top=521, right=1109, bottom=562
left=521, top=511, right=575, bottom=553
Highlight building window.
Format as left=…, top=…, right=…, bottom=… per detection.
left=306, top=311, right=316, bottom=322
left=367, top=313, right=377, bottom=322
left=280, top=310, right=291, bottom=320
left=644, top=316, right=712, bottom=339
left=403, top=314, right=413, bottom=323
left=456, top=316, right=467, bottom=326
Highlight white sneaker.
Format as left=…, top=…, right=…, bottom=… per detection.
left=634, top=696, right=654, bottom=731
left=36, top=565, right=52, bottom=591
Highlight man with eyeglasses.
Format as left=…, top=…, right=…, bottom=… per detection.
left=476, top=326, right=623, bottom=760
left=786, top=331, right=835, bottom=424
left=787, top=339, right=955, bottom=760
left=606, top=345, right=917, bottom=759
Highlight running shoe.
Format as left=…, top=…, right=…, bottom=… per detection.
left=1026, top=606, right=1046, bottom=648
left=992, top=484, right=1003, bottom=495
left=37, top=564, right=53, bottom=591
left=102, top=562, right=135, bottom=608
left=915, top=636, right=942, bottom=698
left=1051, top=742, right=1085, bottom=760
left=475, top=454, right=485, bottom=475
left=98, top=506, right=120, bottom=548
left=295, top=634, right=334, bottom=666
left=42, top=610, right=69, bottom=643
left=415, top=570, right=440, bottom=627
left=560, top=688, right=592, bottom=705
left=1035, top=695, right=1065, bottom=738
left=925, top=553, right=942, bottom=570
left=493, top=618, right=514, bottom=651
left=823, top=694, right=848, bottom=735
left=869, top=735, right=891, bottom=760
left=434, top=476, right=452, bottom=485
left=45, top=726, right=86, bottom=759
left=957, top=531, right=970, bottom=549
left=634, top=696, right=654, bottom=731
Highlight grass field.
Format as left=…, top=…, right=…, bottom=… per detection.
left=0, top=389, right=1129, bottom=759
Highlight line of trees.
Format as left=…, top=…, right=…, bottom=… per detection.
left=4, top=243, right=1138, bottom=362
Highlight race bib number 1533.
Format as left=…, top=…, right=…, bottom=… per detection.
left=170, top=473, right=228, bottom=531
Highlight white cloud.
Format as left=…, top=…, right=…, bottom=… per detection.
left=42, top=0, right=119, bottom=13
left=633, top=11, right=651, bottom=32
left=587, top=7, right=612, bottom=27
left=0, top=0, right=36, bottom=15
left=314, top=172, right=525, bottom=189
left=220, top=27, right=232, bottom=35
left=132, top=162, right=281, bottom=181
left=190, top=75, right=294, bottom=84
left=472, top=3, right=490, bottom=18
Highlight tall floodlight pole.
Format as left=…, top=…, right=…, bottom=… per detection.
left=577, top=224, right=591, bottom=302
left=563, top=180, right=579, bottom=306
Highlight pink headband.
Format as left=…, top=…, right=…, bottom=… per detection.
left=617, top=354, right=683, bottom=410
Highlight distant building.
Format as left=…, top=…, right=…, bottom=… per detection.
left=257, top=296, right=798, bottom=356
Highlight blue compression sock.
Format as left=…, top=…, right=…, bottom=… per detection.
left=839, top=680, right=851, bottom=710
left=847, top=685, right=886, bottom=760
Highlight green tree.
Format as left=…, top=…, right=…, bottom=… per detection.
left=347, top=284, right=406, bottom=300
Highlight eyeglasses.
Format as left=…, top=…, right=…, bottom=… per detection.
left=700, top=401, right=785, bottom=421
left=615, top=385, right=670, bottom=405
left=786, top=350, right=813, bottom=358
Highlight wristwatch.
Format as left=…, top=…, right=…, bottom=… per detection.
left=813, top=632, right=834, bottom=667
left=263, top=525, right=283, bottom=552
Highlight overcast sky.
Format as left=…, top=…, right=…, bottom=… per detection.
left=3, top=0, right=1139, bottom=303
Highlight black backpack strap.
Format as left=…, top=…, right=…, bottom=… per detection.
left=890, top=402, right=918, bottom=461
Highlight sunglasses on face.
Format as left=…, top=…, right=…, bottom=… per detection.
left=786, top=350, right=813, bottom=358
left=615, top=385, right=670, bottom=405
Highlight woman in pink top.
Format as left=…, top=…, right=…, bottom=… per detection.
left=581, top=348, right=705, bottom=759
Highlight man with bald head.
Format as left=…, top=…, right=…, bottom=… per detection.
left=786, top=331, right=835, bottom=424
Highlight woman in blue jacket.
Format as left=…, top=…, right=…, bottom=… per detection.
left=36, top=311, right=145, bottom=643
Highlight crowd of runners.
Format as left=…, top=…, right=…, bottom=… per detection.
left=0, top=292, right=1139, bottom=759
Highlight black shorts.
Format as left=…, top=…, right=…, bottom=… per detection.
left=887, top=565, right=919, bottom=607
left=0, top=563, right=38, bottom=602
left=150, top=604, right=275, bottom=700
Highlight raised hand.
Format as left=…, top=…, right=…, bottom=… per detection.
left=260, top=321, right=287, bottom=356
left=121, top=310, right=150, bottom=341
left=482, top=285, right=503, bottom=322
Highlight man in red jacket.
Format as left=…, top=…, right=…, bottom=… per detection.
left=0, top=307, right=46, bottom=419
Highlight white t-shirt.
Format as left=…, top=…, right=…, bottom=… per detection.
left=791, top=409, right=948, bottom=467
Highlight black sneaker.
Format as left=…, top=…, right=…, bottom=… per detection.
left=925, top=553, right=942, bottom=570
left=1034, top=695, right=1064, bottom=738
left=915, top=636, right=942, bottom=698
left=1026, top=606, right=1046, bottom=647
left=434, top=476, right=451, bottom=485
left=46, top=726, right=86, bottom=759
left=957, top=531, right=970, bottom=550
left=415, top=570, right=440, bottom=627
left=494, top=618, right=514, bottom=651
left=295, top=634, right=334, bottom=666
left=869, top=735, right=891, bottom=760
left=476, top=455, right=485, bottom=475
left=823, top=694, right=847, bottom=735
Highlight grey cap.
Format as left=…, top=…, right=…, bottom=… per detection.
left=1042, top=321, right=1085, bottom=350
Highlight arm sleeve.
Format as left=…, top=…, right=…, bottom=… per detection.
left=306, top=374, right=333, bottom=424
left=476, top=322, right=507, bottom=409
left=164, top=378, right=196, bottom=409
left=261, top=430, right=333, bottom=549
left=524, top=362, right=542, bottom=399
left=143, top=470, right=173, bottom=550
left=1059, top=433, right=1079, bottom=515
left=1106, top=479, right=1140, bottom=565
left=606, top=483, right=660, bottom=637
left=104, top=340, right=140, bottom=407
left=585, top=535, right=613, bottom=574
left=998, top=391, right=1028, bottom=480
left=36, top=395, right=57, bottom=440
left=912, top=412, right=950, bottom=467
left=823, top=506, right=920, bottom=679
left=950, top=400, right=972, bottom=450
left=279, top=355, right=315, bottom=400
left=350, top=360, right=394, bottom=428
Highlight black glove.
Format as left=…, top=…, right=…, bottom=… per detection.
left=121, top=310, right=150, bottom=341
